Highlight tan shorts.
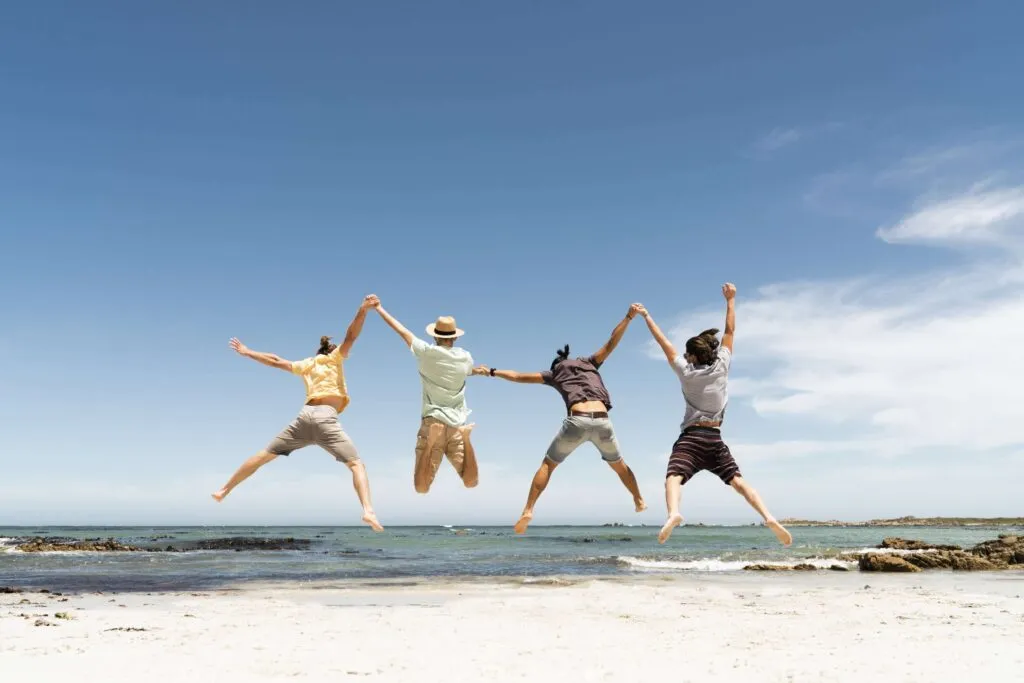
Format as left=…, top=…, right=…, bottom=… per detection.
left=265, top=405, right=359, bottom=464
left=414, top=417, right=478, bottom=493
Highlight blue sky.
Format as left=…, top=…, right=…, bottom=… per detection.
left=2, top=1, right=1023, bottom=526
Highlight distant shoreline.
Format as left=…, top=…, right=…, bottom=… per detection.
left=778, top=516, right=1024, bottom=527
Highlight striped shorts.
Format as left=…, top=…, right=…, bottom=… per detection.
left=666, top=427, right=741, bottom=485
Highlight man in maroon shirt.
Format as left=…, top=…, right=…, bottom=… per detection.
left=474, top=305, right=646, bottom=533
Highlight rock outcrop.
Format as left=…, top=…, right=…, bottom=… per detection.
left=878, top=537, right=960, bottom=551
left=858, top=554, right=921, bottom=573
left=15, top=538, right=143, bottom=553
left=860, top=535, right=1024, bottom=572
left=969, top=535, right=1023, bottom=566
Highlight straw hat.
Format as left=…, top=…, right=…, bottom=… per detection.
left=425, top=315, right=465, bottom=338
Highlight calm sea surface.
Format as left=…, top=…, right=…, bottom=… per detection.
left=1, top=525, right=1019, bottom=592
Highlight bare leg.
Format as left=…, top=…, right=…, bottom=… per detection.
left=212, top=451, right=279, bottom=502
left=658, top=475, right=684, bottom=544
left=347, top=461, right=383, bottom=532
left=730, top=476, right=791, bottom=546
left=608, top=459, right=646, bottom=512
left=514, top=459, right=559, bottom=534
left=459, top=424, right=479, bottom=488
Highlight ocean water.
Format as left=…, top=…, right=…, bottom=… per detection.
left=1, top=525, right=1018, bottom=592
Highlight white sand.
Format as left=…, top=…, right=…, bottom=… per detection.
left=2, top=573, right=1023, bottom=682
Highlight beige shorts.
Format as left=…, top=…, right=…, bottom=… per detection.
left=266, top=405, right=359, bottom=464
left=414, top=417, right=478, bottom=493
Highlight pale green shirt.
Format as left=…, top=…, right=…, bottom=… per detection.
left=411, top=337, right=474, bottom=427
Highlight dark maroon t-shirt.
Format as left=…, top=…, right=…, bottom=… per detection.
left=540, top=356, right=612, bottom=413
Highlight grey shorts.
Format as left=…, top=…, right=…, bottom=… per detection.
left=545, top=416, right=622, bottom=464
left=265, top=405, right=360, bottom=464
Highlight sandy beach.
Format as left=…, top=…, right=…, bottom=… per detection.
left=3, top=573, right=1022, bottom=682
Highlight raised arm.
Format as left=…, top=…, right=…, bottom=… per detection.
left=721, top=282, right=736, bottom=353
left=472, top=365, right=546, bottom=384
left=338, top=294, right=379, bottom=357
left=591, top=304, right=641, bottom=365
left=374, top=303, right=415, bottom=347
left=229, top=338, right=293, bottom=372
left=636, top=305, right=678, bottom=365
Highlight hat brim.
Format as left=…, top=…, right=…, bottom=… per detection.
left=425, top=323, right=465, bottom=338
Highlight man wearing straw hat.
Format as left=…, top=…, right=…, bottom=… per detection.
left=374, top=301, right=479, bottom=493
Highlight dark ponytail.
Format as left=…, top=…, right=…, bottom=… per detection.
left=317, top=335, right=337, bottom=356
left=685, top=328, right=720, bottom=365
left=550, top=344, right=570, bottom=371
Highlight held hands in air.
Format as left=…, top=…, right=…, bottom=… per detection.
left=722, top=282, right=737, bottom=300
left=471, top=365, right=491, bottom=376
left=361, top=294, right=381, bottom=310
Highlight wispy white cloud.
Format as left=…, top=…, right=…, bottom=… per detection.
left=877, top=186, right=1024, bottom=245
left=756, top=127, right=802, bottom=152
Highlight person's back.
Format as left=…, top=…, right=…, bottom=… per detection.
left=413, top=339, right=473, bottom=426
left=543, top=356, right=612, bottom=414
left=674, top=346, right=731, bottom=429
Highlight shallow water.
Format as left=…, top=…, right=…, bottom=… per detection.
left=1, top=524, right=1018, bottom=592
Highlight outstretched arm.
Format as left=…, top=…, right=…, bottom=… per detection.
left=635, top=306, right=678, bottom=365
left=338, top=294, right=379, bottom=357
left=721, top=283, right=736, bottom=353
left=374, top=303, right=415, bottom=347
left=229, top=338, right=293, bottom=372
left=472, top=365, right=545, bottom=384
left=592, top=304, right=641, bottom=365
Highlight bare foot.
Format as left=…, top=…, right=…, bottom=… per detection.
left=211, top=490, right=228, bottom=503
left=514, top=512, right=533, bottom=534
left=634, top=498, right=647, bottom=513
left=658, top=513, right=684, bottom=544
left=766, top=518, right=792, bottom=547
left=362, top=512, right=384, bottom=532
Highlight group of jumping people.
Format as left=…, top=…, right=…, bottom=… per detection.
left=211, top=284, right=793, bottom=547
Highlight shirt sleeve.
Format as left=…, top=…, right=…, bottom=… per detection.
left=331, top=345, right=348, bottom=361
left=291, top=357, right=314, bottom=375
left=717, top=346, right=732, bottom=371
left=464, top=352, right=475, bottom=376
left=669, top=355, right=689, bottom=382
left=586, top=355, right=603, bottom=369
left=540, top=370, right=554, bottom=385
left=410, top=337, right=429, bottom=358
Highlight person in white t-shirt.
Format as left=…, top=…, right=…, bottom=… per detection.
left=374, top=302, right=479, bottom=493
left=638, top=283, right=792, bottom=547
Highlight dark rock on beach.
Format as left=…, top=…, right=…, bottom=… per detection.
left=879, top=537, right=961, bottom=551
left=743, top=563, right=819, bottom=571
left=970, top=535, right=1023, bottom=566
left=188, top=537, right=312, bottom=551
left=858, top=554, right=922, bottom=573
left=15, top=537, right=144, bottom=553
left=1, top=587, right=23, bottom=593
left=859, top=535, right=1024, bottom=572
left=900, top=550, right=998, bottom=571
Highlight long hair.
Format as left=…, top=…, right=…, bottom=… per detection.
left=550, top=344, right=570, bottom=371
left=685, top=328, right=720, bottom=365
left=317, top=335, right=337, bottom=356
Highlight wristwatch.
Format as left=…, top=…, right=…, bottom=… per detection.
left=489, top=367, right=497, bottom=377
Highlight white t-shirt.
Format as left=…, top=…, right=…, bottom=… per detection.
left=411, top=337, right=474, bottom=427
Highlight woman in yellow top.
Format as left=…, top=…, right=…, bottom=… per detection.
left=212, top=294, right=383, bottom=532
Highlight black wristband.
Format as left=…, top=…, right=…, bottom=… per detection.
left=489, top=367, right=497, bottom=377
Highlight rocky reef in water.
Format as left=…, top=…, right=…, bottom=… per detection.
left=13, top=536, right=312, bottom=553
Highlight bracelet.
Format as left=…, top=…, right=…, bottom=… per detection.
left=489, top=367, right=497, bottom=377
